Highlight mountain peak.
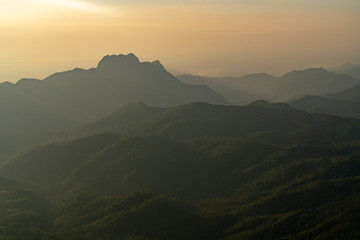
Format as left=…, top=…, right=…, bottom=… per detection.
left=151, top=60, right=165, bottom=70
left=281, top=67, right=331, bottom=79
left=97, top=53, right=140, bottom=69
left=16, top=78, right=41, bottom=85
left=248, top=100, right=292, bottom=109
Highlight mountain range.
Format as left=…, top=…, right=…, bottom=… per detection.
left=179, top=68, right=360, bottom=105
left=288, top=79, right=360, bottom=118
left=1, top=53, right=228, bottom=123
left=331, top=63, right=360, bottom=79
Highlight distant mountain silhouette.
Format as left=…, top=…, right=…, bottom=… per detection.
left=288, top=95, right=360, bottom=118
left=1, top=53, right=229, bottom=123
left=331, top=63, right=360, bottom=79
left=179, top=68, right=360, bottom=104
left=329, top=84, right=360, bottom=102
left=178, top=73, right=274, bottom=105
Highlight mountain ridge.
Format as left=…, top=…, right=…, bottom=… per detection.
left=178, top=68, right=360, bottom=105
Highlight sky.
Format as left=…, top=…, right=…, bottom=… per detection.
left=0, top=0, right=360, bottom=82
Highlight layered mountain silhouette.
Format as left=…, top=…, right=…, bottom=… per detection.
left=331, top=63, right=360, bottom=79
left=288, top=95, right=360, bottom=118
left=179, top=68, right=360, bottom=105
left=288, top=80, right=360, bottom=118
left=0, top=53, right=228, bottom=162
left=1, top=53, right=228, bottom=123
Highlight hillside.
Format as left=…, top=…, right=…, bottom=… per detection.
left=63, top=102, right=167, bottom=138
left=72, top=101, right=360, bottom=143
left=0, top=177, right=56, bottom=240
left=1, top=102, right=360, bottom=239
left=54, top=191, right=216, bottom=240
left=2, top=102, right=360, bottom=195
left=178, top=68, right=360, bottom=104
left=330, top=85, right=360, bottom=102
left=1, top=135, right=359, bottom=239
left=0, top=86, right=76, bottom=163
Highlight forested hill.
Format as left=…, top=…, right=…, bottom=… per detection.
left=0, top=101, right=360, bottom=239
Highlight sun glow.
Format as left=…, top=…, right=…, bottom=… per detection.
left=42, top=0, right=108, bottom=13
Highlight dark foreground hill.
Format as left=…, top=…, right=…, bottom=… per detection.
left=1, top=137, right=359, bottom=239
left=0, top=177, right=57, bottom=240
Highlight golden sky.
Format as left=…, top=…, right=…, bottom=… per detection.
left=1, top=0, right=360, bottom=82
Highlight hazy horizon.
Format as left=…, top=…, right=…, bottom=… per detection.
left=1, top=0, right=360, bottom=82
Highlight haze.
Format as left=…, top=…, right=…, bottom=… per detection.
left=1, top=0, right=360, bottom=82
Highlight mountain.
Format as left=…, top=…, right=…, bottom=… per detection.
left=178, top=73, right=275, bottom=105
left=1, top=54, right=229, bottom=123
left=288, top=95, right=360, bottom=118
left=178, top=68, right=360, bottom=104
left=331, top=63, right=360, bottom=79
left=330, top=84, right=360, bottom=102
left=274, top=68, right=359, bottom=101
